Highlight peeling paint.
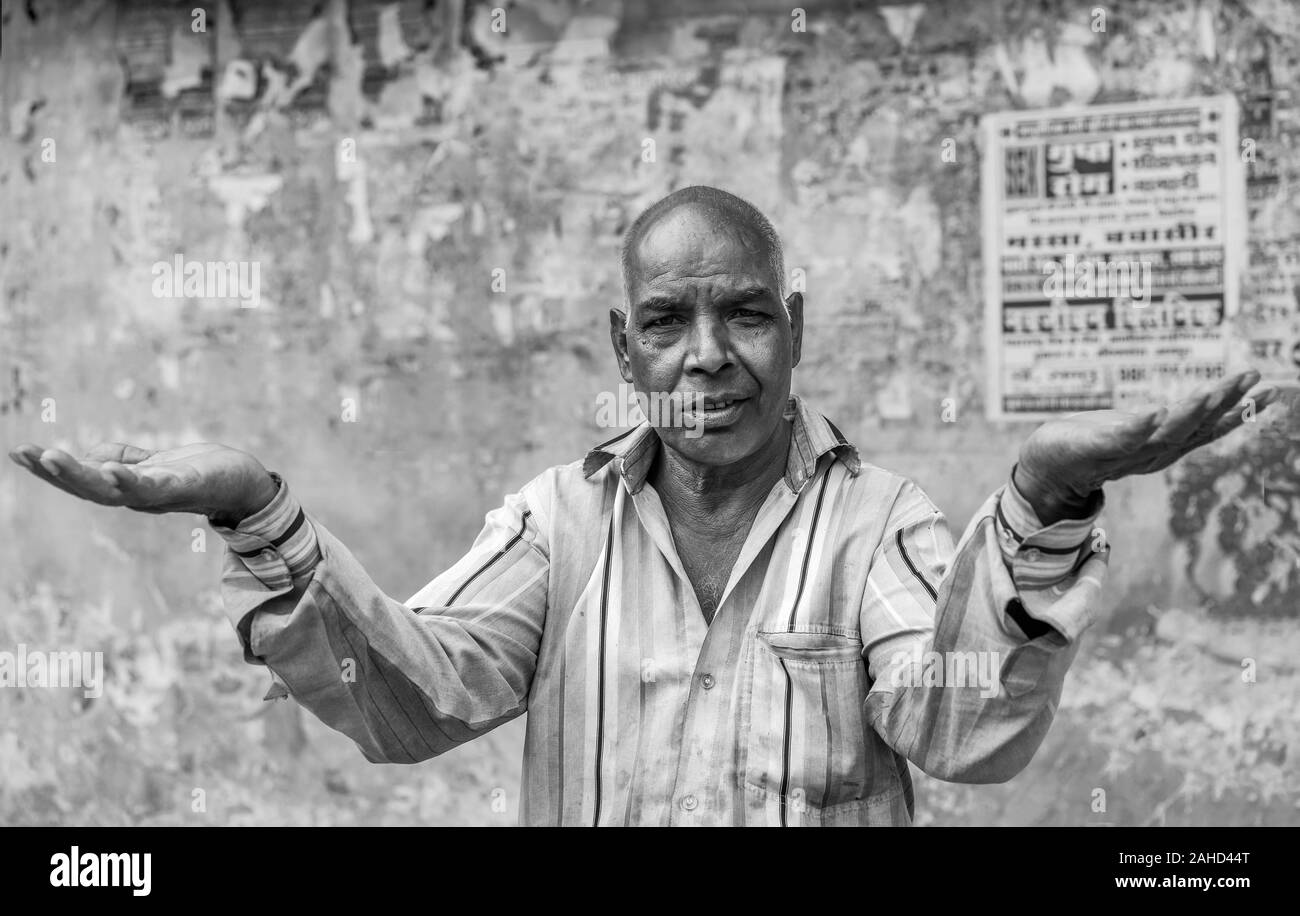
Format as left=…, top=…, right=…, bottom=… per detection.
left=378, top=3, right=414, bottom=69
left=879, top=4, right=927, bottom=51
left=207, top=173, right=284, bottom=229
left=898, top=185, right=942, bottom=280
left=285, top=16, right=332, bottom=104
left=216, top=60, right=259, bottom=102
left=161, top=25, right=210, bottom=99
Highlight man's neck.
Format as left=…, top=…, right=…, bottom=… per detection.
left=651, top=420, right=792, bottom=534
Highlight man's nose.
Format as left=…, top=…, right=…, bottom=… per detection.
left=683, top=314, right=733, bottom=374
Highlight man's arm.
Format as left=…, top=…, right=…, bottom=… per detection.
left=860, top=370, right=1286, bottom=783
left=212, top=475, right=549, bottom=764
left=861, top=473, right=1106, bottom=784
left=6, top=439, right=550, bottom=765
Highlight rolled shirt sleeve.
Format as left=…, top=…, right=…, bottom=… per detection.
left=208, top=472, right=322, bottom=590
left=861, top=472, right=1108, bottom=784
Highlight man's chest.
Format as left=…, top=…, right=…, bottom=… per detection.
left=669, top=523, right=750, bottom=624
left=524, top=468, right=907, bottom=824
left=539, top=461, right=883, bottom=653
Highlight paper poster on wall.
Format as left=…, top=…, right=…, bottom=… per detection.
left=981, top=95, right=1245, bottom=421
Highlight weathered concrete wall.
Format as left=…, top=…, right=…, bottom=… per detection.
left=1, top=0, right=1296, bottom=825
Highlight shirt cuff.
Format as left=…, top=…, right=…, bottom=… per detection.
left=208, top=472, right=321, bottom=585
left=994, top=469, right=1105, bottom=589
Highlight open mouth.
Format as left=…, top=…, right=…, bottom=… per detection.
left=684, top=396, right=749, bottom=426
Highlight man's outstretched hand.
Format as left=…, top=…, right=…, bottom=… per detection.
left=1015, top=369, right=1290, bottom=524
left=7, top=441, right=279, bottom=525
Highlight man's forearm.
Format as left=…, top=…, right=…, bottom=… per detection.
left=863, top=476, right=1108, bottom=783
left=209, top=476, right=548, bottom=763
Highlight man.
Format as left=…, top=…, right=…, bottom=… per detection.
left=9, top=186, right=1282, bottom=826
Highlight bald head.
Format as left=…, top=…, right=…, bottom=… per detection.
left=620, top=186, right=786, bottom=309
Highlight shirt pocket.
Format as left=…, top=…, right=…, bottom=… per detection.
left=743, top=629, right=882, bottom=819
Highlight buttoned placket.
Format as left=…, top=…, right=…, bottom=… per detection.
left=624, top=461, right=808, bottom=824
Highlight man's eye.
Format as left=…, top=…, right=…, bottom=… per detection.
left=646, top=315, right=683, bottom=327
left=731, top=309, right=770, bottom=321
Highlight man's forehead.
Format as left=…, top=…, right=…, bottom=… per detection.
left=630, top=207, right=775, bottom=285
left=633, top=277, right=775, bottom=309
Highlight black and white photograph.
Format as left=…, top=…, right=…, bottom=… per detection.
left=0, top=0, right=1297, bottom=880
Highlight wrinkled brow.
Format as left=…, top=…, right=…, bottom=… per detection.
left=719, top=285, right=776, bottom=306
left=635, top=286, right=776, bottom=313
left=634, top=295, right=683, bottom=313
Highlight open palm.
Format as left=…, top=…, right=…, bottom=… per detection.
left=8, top=441, right=277, bottom=520
left=1016, top=370, right=1290, bottom=512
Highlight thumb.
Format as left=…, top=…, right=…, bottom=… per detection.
left=83, top=442, right=156, bottom=464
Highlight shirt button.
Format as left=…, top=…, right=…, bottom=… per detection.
left=1022, top=547, right=1042, bottom=561
left=700, top=673, right=715, bottom=690
left=680, top=794, right=698, bottom=812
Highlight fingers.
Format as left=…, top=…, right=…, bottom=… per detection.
left=1150, top=370, right=1259, bottom=447
left=10, top=441, right=186, bottom=511
left=82, top=442, right=155, bottom=464
left=1166, top=402, right=1254, bottom=466
left=1246, top=381, right=1300, bottom=417
left=1062, top=407, right=1163, bottom=480
left=10, top=445, right=73, bottom=495
left=97, top=461, right=137, bottom=492
left=1197, top=381, right=1297, bottom=443
left=1192, top=372, right=1260, bottom=443
left=43, top=447, right=132, bottom=503
left=9, top=445, right=117, bottom=505
left=1148, top=389, right=1213, bottom=446
left=99, top=460, right=165, bottom=503
left=34, top=447, right=81, bottom=478
left=1161, top=378, right=1297, bottom=467
left=1114, top=405, right=1168, bottom=448
left=1095, top=372, right=1265, bottom=479
left=10, top=445, right=167, bottom=508
left=1209, top=370, right=1258, bottom=415
left=102, top=459, right=196, bottom=512
left=1199, top=397, right=1252, bottom=445
left=9, top=443, right=42, bottom=468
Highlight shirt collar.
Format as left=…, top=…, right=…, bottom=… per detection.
left=582, top=394, right=862, bottom=495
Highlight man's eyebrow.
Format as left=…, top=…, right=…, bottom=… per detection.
left=633, top=286, right=776, bottom=313
left=633, top=295, right=683, bottom=313
left=718, top=286, right=776, bottom=306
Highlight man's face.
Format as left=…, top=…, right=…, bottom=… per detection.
left=612, top=206, right=803, bottom=467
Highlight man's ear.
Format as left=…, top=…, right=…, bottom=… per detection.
left=610, top=308, right=633, bottom=383
left=786, top=292, right=804, bottom=367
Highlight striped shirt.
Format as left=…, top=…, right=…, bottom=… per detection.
left=212, top=395, right=1108, bottom=826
